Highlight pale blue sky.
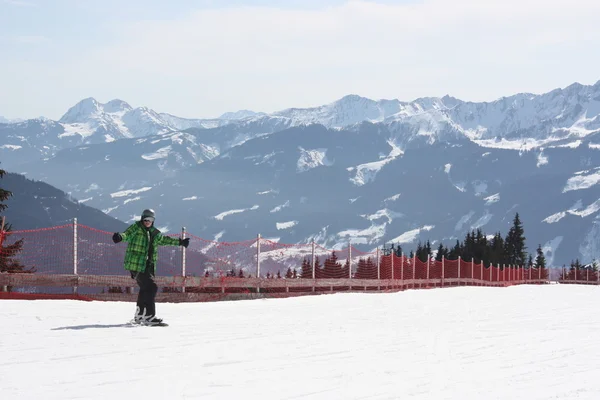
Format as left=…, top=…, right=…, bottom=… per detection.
left=1, top=0, right=599, bottom=120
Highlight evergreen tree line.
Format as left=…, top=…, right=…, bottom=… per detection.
left=383, top=213, right=548, bottom=270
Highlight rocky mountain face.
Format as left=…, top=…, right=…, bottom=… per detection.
left=1, top=80, right=600, bottom=268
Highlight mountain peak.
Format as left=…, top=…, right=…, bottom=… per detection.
left=104, top=99, right=132, bottom=114
left=59, top=97, right=102, bottom=123
left=218, top=110, right=262, bottom=120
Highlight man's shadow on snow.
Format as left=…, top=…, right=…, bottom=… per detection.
left=52, top=323, right=136, bottom=330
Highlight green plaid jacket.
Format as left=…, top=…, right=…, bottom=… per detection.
left=120, top=221, right=180, bottom=273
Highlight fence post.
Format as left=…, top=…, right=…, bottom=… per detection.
left=401, top=252, right=404, bottom=290
left=256, top=233, right=261, bottom=293
left=181, top=227, right=186, bottom=293
left=441, top=256, right=445, bottom=287
left=73, top=217, right=78, bottom=294
left=348, top=241, right=352, bottom=279
left=1, top=216, right=6, bottom=292
left=426, top=255, right=430, bottom=286
left=412, top=253, right=416, bottom=289
left=391, top=250, right=394, bottom=282
left=471, top=258, right=474, bottom=286
left=312, top=240, right=316, bottom=292
left=377, top=247, right=380, bottom=290
left=457, top=256, right=461, bottom=286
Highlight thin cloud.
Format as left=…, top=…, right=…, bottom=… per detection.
left=2, top=0, right=600, bottom=120
left=3, top=35, right=49, bottom=44
left=3, top=0, right=36, bottom=6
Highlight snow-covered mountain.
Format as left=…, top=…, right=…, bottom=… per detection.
left=0, top=116, right=24, bottom=124
left=58, top=97, right=173, bottom=141
left=3, top=80, right=600, bottom=268
left=219, top=109, right=266, bottom=120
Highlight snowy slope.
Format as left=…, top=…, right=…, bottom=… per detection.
left=1, top=285, right=599, bottom=399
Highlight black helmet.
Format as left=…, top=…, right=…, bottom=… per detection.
left=141, top=209, right=155, bottom=221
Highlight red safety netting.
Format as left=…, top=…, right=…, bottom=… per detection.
left=0, top=222, right=556, bottom=300
left=557, top=267, right=596, bottom=283
left=1, top=224, right=74, bottom=274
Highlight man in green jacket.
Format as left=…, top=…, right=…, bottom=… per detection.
left=112, top=209, right=189, bottom=326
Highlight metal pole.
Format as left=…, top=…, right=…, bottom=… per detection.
left=412, top=253, right=416, bottom=289
left=311, top=240, right=316, bottom=279
left=376, top=247, right=381, bottom=290
left=479, top=261, right=483, bottom=285
left=256, top=233, right=261, bottom=293
left=73, top=218, right=78, bottom=294
left=441, top=256, right=445, bottom=287
left=471, top=258, right=474, bottom=285
left=348, top=241, right=352, bottom=279
left=312, top=240, right=316, bottom=292
left=391, top=250, right=394, bottom=281
left=401, top=251, right=404, bottom=290
left=181, top=227, right=186, bottom=293
left=1, top=216, right=6, bottom=292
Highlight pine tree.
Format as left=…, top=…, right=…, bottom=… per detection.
left=487, top=232, right=505, bottom=266
left=323, top=251, right=343, bottom=278
left=462, top=231, right=473, bottom=261
left=0, top=168, right=29, bottom=274
left=473, top=229, right=487, bottom=263
left=341, top=258, right=350, bottom=278
left=447, top=240, right=461, bottom=260
left=366, top=257, right=377, bottom=279
left=300, top=257, right=312, bottom=278
left=415, top=242, right=424, bottom=261
left=504, top=213, right=527, bottom=266
left=435, top=243, right=446, bottom=261
left=285, top=267, right=293, bottom=278
left=394, top=244, right=403, bottom=257
left=314, top=257, right=323, bottom=278
left=355, top=258, right=368, bottom=279
left=534, top=244, right=546, bottom=269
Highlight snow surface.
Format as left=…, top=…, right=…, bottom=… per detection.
left=389, top=225, right=434, bottom=244
left=1, top=285, right=600, bottom=399
left=296, top=148, right=333, bottom=173
left=110, top=187, right=153, bottom=198
left=276, top=220, right=298, bottom=230
left=214, top=205, right=259, bottom=220
left=0, top=144, right=22, bottom=150
left=348, top=141, right=403, bottom=186
left=563, top=169, right=600, bottom=192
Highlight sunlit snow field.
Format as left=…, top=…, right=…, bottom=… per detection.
left=1, top=285, right=599, bottom=399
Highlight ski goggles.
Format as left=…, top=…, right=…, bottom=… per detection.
left=142, top=217, right=155, bottom=223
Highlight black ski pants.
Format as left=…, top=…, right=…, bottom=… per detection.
left=132, top=267, right=158, bottom=317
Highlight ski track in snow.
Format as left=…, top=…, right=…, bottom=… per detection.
left=1, top=285, right=600, bottom=399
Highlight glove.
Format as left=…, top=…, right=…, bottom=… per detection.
left=179, top=238, right=190, bottom=248
left=112, top=232, right=122, bottom=243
